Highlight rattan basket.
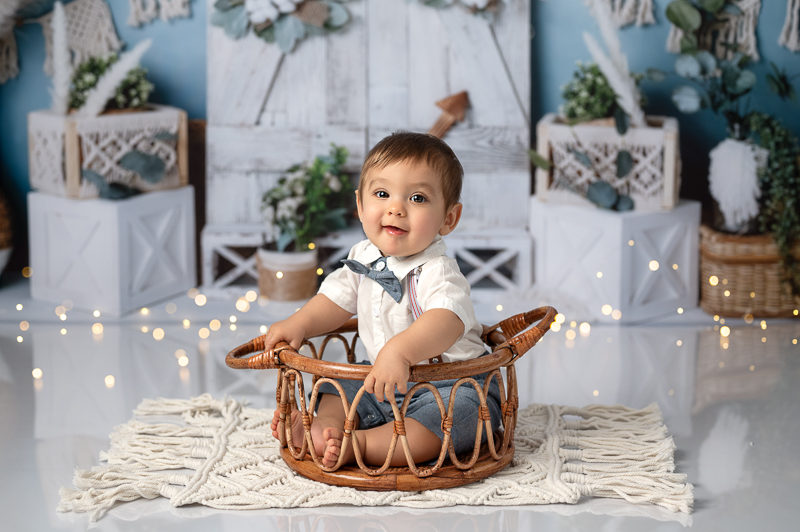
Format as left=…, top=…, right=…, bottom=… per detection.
left=699, top=225, right=800, bottom=317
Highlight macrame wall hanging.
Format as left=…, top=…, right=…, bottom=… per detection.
left=1, top=0, right=38, bottom=84
left=128, top=0, right=192, bottom=27
left=780, top=0, right=800, bottom=52
left=584, top=0, right=655, bottom=28
left=667, top=0, right=761, bottom=61
left=35, top=0, right=122, bottom=76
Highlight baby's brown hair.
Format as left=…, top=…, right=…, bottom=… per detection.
left=359, top=132, right=463, bottom=209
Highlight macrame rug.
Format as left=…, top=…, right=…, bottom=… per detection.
left=57, top=395, right=694, bottom=522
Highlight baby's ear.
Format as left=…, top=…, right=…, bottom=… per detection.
left=355, top=190, right=363, bottom=222
left=439, top=203, right=462, bottom=236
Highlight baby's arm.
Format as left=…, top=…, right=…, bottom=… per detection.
left=365, top=308, right=463, bottom=402
left=263, top=294, right=353, bottom=351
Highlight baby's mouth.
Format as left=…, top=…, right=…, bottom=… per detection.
left=383, top=225, right=408, bottom=236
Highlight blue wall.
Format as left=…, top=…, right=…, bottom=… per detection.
left=0, top=0, right=798, bottom=269
left=0, top=0, right=206, bottom=269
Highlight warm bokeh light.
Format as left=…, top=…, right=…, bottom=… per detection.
left=210, top=319, right=221, bottom=331
left=649, top=260, right=659, bottom=271
left=593, top=390, right=599, bottom=397
left=141, top=326, right=149, bottom=333
left=724, top=290, right=731, bottom=297
left=720, top=326, right=731, bottom=337
left=32, top=368, right=42, bottom=379
left=183, top=319, right=191, bottom=328
left=166, top=303, right=177, bottom=314
left=750, top=365, right=755, bottom=371
left=550, top=322, right=561, bottom=332
left=760, top=320, right=767, bottom=330
left=714, top=314, right=720, bottom=321
left=722, top=279, right=728, bottom=285
left=750, top=292, right=756, bottom=298
left=565, top=329, right=576, bottom=340
left=317, top=268, right=324, bottom=275
left=601, top=304, right=612, bottom=315
left=55, top=305, right=65, bottom=316
left=141, top=308, right=149, bottom=315
left=672, top=264, right=678, bottom=270
left=187, top=288, right=200, bottom=299
left=793, top=339, right=797, bottom=345
left=63, top=300, right=73, bottom=311
left=153, top=328, right=165, bottom=341
left=60, top=314, right=67, bottom=321
left=195, top=294, right=207, bottom=306
left=762, top=337, right=767, bottom=343
left=628, top=240, right=634, bottom=246
left=676, top=340, right=682, bottom=346
left=93, top=310, right=101, bottom=317
left=178, top=356, right=189, bottom=367
left=579, top=322, right=591, bottom=335
left=92, top=323, right=103, bottom=335
left=596, top=271, right=603, bottom=278
left=245, top=290, right=258, bottom=302
left=230, top=324, right=237, bottom=331
left=16, top=303, right=23, bottom=311
left=276, top=271, right=284, bottom=279
left=175, top=349, right=186, bottom=359
left=60, top=328, right=67, bottom=335
left=20, top=321, right=29, bottom=331
left=260, top=325, right=268, bottom=334
left=229, top=315, right=237, bottom=323
left=496, top=304, right=503, bottom=312
left=555, top=313, right=566, bottom=324
left=744, top=314, right=754, bottom=324
left=677, top=307, right=684, bottom=314
left=612, top=309, right=622, bottom=320
left=794, top=309, right=799, bottom=316
left=308, top=243, right=316, bottom=250
left=22, top=266, right=32, bottom=278
left=105, top=375, right=115, bottom=389
left=709, top=276, right=719, bottom=286
left=199, top=328, right=210, bottom=339
left=17, top=336, right=23, bottom=343
left=236, top=299, right=250, bottom=312
left=669, top=389, right=675, bottom=396
left=570, top=321, right=577, bottom=328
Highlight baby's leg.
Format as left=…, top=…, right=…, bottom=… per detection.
left=322, top=418, right=442, bottom=467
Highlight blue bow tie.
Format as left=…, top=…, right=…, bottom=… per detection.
left=341, top=257, right=403, bottom=303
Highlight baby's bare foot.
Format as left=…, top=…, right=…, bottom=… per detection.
left=271, top=408, right=306, bottom=448
left=320, top=426, right=353, bottom=468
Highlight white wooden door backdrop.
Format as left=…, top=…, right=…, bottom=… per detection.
left=204, top=0, right=531, bottom=300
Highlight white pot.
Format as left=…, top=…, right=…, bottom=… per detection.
left=708, top=138, right=769, bottom=233
left=256, top=248, right=318, bottom=301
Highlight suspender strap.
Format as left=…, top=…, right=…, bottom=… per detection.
left=407, top=266, right=442, bottom=364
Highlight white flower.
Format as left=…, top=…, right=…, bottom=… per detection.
left=276, top=196, right=304, bottom=221
left=262, top=205, right=275, bottom=223
left=244, top=0, right=301, bottom=25
left=291, top=179, right=305, bottom=196
left=326, top=173, right=342, bottom=192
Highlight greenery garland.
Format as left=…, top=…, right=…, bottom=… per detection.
left=747, top=112, right=800, bottom=298
left=69, top=54, right=153, bottom=112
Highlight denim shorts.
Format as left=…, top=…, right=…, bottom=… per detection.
left=315, top=359, right=502, bottom=456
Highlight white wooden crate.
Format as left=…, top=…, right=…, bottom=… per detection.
left=530, top=197, right=700, bottom=323
left=28, top=187, right=196, bottom=315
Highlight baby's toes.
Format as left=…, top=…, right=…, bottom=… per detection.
left=323, top=444, right=340, bottom=467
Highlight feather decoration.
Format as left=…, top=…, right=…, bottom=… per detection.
left=583, top=0, right=645, bottom=127
left=77, top=38, right=152, bottom=118
left=49, top=1, right=71, bottom=115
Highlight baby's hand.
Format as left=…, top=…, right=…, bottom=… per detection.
left=263, top=319, right=306, bottom=352
left=365, top=347, right=411, bottom=402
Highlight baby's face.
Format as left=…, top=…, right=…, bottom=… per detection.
left=357, top=160, right=460, bottom=257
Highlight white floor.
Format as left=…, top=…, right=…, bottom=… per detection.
left=1, top=277, right=798, bottom=531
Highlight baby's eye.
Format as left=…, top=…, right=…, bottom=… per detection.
left=375, top=190, right=389, bottom=199
left=410, top=194, right=426, bottom=203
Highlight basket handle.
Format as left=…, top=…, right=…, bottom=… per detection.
left=482, top=306, right=557, bottom=362
left=226, top=335, right=292, bottom=370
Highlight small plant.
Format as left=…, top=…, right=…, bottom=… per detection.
left=665, top=0, right=744, bottom=55
left=262, top=145, right=354, bottom=252
left=560, top=62, right=623, bottom=122
left=69, top=54, right=154, bottom=112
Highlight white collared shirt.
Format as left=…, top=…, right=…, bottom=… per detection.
left=318, top=235, right=485, bottom=364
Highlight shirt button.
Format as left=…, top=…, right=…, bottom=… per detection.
left=375, top=261, right=386, bottom=271
left=372, top=306, right=380, bottom=317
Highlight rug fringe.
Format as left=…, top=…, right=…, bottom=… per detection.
left=556, top=403, right=694, bottom=514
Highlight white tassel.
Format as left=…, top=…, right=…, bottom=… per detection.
left=708, top=138, right=768, bottom=232
left=128, top=0, right=191, bottom=27
left=583, top=0, right=645, bottom=127
left=77, top=39, right=152, bottom=117
left=50, top=2, right=71, bottom=115
left=584, top=0, right=655, bottom=28
left=779, top=0, right=800, bottom=52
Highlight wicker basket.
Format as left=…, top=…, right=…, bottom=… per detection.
left=699, top=225, right=800, bottom=317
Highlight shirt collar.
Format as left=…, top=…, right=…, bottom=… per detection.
left=355, top=235, right=447, bottom=282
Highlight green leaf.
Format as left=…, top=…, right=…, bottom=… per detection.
left=695, top=51, right=718, bottom=77
left=680, top=34, right=698, bottom=54
left=323, top=1, right=350, bottom=30
left=569, top=148, right=593, bottom=169
left=256, top=24, right=276, bottom=43
left=672, top=85, right=702, bottom=113
left=616, top=150, right=633, bottom=178
left=528, top=149, right=552, bottom=171
left=723, top=66, right=756, bottom=95
left=675, top=54, right=702, bottom=79
left=587, top=181, right=619, bottom=209
left=152, top=131, right=177, bottom=141
left=81, top=169, right=110, bottom=194
left=614, top=195, right=635, bottom=211
left=81, top=170, right=139, bottom=199
left=276, top=230, right=295, bottom=252
left=698, top=0, right=725, bottom=13
left=613, top=107, right=630, bottom=136
left=275, top=15, right=306, bottom=53
left=646, top=68, right=667, bottom=83
left=211, top=5, right=249, bottom=40
left=214, top=0, right=244, bottom=11
left=119, top=150, right=167, bottom=183
left=666, top=0, right=702, bottom=32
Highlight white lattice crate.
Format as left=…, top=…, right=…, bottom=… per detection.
left=535, top=113, right=680, bottom=211
left=28, top=187, right=196, bottom=315
left=530, top=197, right=700, bottom=323
left=28, top=104, right=188, bottom=198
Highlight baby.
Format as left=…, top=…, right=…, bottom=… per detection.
left=266, top=132, right=501, bottom=467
